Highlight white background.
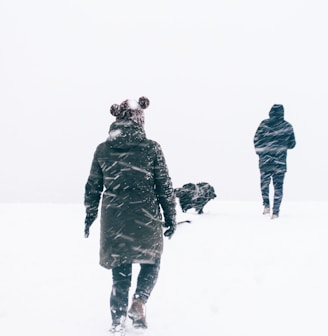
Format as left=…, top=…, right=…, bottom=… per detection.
left=1, top=0, right=327, bottom=203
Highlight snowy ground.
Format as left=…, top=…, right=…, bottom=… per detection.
left=1, top=200, right=328, bottom=336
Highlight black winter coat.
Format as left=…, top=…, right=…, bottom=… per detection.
left=254, top=106, right=296, bottom=173
left=84, top=121, right=176, bottom=269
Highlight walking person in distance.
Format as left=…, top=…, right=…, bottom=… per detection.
left=253, top=104, right=296, bottom=219
left=84, top=96, right=176, bottom=334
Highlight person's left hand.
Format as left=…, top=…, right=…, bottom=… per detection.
left=84, top=212, right=97, bottom=238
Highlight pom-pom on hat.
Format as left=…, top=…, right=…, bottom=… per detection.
left=110, top=96, right=150, bottom=126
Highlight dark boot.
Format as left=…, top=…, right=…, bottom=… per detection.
left=109, top=316, right=126, bottom=335
left=128, top=299, right=147, bottom=329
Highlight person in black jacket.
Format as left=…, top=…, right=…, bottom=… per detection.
left=253, top=104, right=296, bottom=219
left=84, top=96, right=176, bottom=333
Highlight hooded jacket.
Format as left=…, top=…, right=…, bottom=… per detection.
left=84, top=121, right=176, bottom=269
left=254, top=104, right=296, bottom=173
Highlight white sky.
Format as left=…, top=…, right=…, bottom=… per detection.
left=1, top=0, right=327, bottom=202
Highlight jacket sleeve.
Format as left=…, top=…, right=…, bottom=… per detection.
left=153, top=143, right=176, bottom=222
left=253, top=122, right=266, bottom=154
left=84, top=149, right=104, bottom=216
left=287, top=124, right=296, bottom=149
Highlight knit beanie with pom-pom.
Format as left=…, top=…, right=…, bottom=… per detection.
left=110, top=96, right=150, bottom=127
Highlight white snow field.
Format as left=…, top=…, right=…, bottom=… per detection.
left=1, top=200, right=328, bottom=336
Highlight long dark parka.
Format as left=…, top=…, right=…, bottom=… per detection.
left=85, top=120, right=176, bottom=269
left=254, top=104, right=296, bottom=173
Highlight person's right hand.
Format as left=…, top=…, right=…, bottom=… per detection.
left=163, top=219, right=176, bottom=239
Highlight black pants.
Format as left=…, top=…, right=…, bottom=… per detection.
left=110, top=260, right=160, bottom=322
left=260, top=171, right=285, bottom=215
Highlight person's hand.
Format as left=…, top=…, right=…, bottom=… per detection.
left=84, top=212, right=97, bottom=238
left=163, top=218, right=176, bottom=239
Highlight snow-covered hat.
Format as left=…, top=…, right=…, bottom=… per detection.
left=110, top=96, right=150, bottom=126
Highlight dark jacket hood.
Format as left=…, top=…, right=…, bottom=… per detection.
left=269, top=104, right=284, bottom=120
left=107, top=121, right=146, bottom=149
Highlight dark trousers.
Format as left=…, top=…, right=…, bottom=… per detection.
left=110, top=260, right=160, bottom=322
left=260, top=171, right=285, bottom=215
